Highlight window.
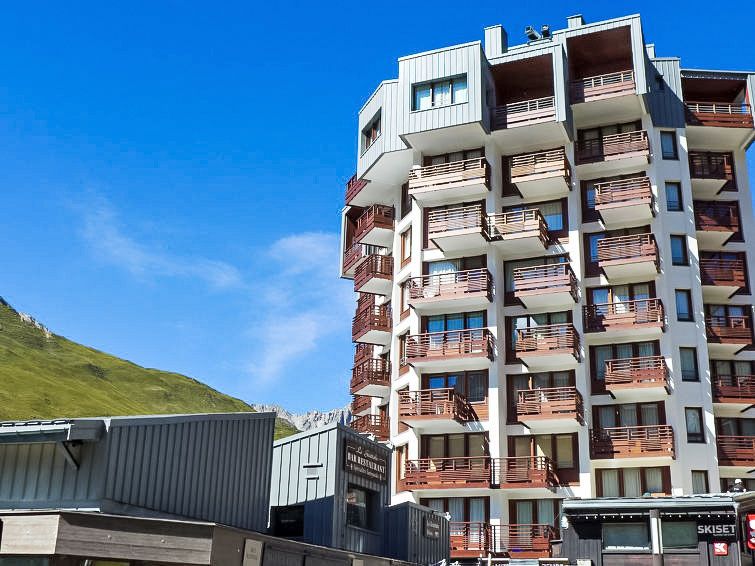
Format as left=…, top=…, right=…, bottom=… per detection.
left=661, top=521, right=698, bottom=550
left=424, top=371, right=488, bottom=404
left=424, top=310, right=485, bottom=333
left=400, top=280, right=410, bottom=318
left=715, top=417, right=755, bottom=437
left=660, top=131, right=678, bottom=159
left=507, top=371, right=575, bottom=422
left=665, top=182, right=682, bottom=212
left=400, top=182, right=412, bottom=219
left=272, top=505, right=305, bottom=537
left=398, top=332, right=409, bottom=371
left=594, top=402, right=665, bottom=430
left=691, top=470, right=709, bottom=494
left=504, top=199, right=567, bottom=240
left=721, top=477, right=755, bottom=492
left=590, top=341, right=658, bottom=390
left=602, top=523, right=650, bottom=550
left=679, top=348, right=699, bottom=381
left=422, top=433, right=488, bottom=459
left=675, top=290, right=693, bottom=321
left=508, top=311, right=570, bottom=359
left=503, top=255, right=566, bottom=305
left=412, top=75, right=468, bottom=111
left=583, top=226, right=649, bottom=277
left=510, top=499, right=561, bottom=527
left=685, top=407, right=705, bottom=443
left=670, top=235, right=688, bottom=266
left=597, top=467, right=669, bottom=497
left=346, top=486, right=374, bottom=529
left=400, top=228, right=412, bottom=267
left=510, top=434, right=579, bottom=483
left=361, top=112, right=381, bottom=154
left=421, top=497, right=488, bottom=526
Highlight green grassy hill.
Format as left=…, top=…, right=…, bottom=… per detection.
left=0, top=298, right=298, bottom=439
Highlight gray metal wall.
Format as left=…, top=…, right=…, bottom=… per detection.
left=357, top=80, right=407, bottom=179
left=383, top=502, right=450, bottom=565
left=646, top=57, right=686, bottom=128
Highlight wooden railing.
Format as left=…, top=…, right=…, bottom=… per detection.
left=717, top=435, right=755, bottom=465
left=351, top=394, right=372, bottom=414
left=494, top=456, right=558, bottom=487
left=712, top=375, right=755, bottom=402
left=427, top=204, right=487, bottom=237
left=597, top=233, right=659, bottom=270
left=450, top=522, right=494, bottom=556
left=688, top=151, right=734, bottom=181
left=398, top=388, right=474, bottom=422
left=402, top=456, right=494, bottom=489
left=354, top=204, right=394, bottom=242
left=570, top=69, right=635, bottom=103
left=353, top=343, right=373, bottom=365
left=590, top=425, right=675, bottom=459
left=575, top=130, right=649, bottom=164
left=706, top=313, right=753, bottom=343
left=350, top=414, right=389, bottom=441
left=516, top=386, right=584, bottom=423
left=491, top=95, right=556, bottom=129
left=343, top=242, right=388, bottom=272
left=354, top=254, right=393, bottom=292
left=515, top=324, right=579, bottom=358
left=350, top=358, right=391, bottom=393
left=408, top=268, right=492, bottom=303
left=583, top=298, right=664, bottom=332
left=685, top=101, right=754, bottom=128
left=345, top=173, right=368, bottom=204
left=352, top=305, right=391, bottom=342
left=513, top=263, right=578, bottom=301
left=700, top=258, right=746, bottom=287
left=594, top=176, right=652, bottom=207
left=604, top=356, right=669, bottom=389
left=694, top=201, right=740, bottom=232
left=356, top=292, right=375, bottom=314
left=406, top=328, right=494, bottom=363
left=510, top=147, right=571, bottom=183
left=487, top=209, right=548, bottom=246
left=450, top=522, right=557, bottom=556
left=408, top=158, right=489, bottom=192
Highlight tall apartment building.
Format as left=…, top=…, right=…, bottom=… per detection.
left=340, top=12, right=755, bottom=562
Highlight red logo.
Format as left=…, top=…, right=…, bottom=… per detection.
left=713, top=542, right=728, bottom=556
left=748, top=514, right=755, bottom=550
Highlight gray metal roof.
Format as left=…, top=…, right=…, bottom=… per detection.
left=563, top=492, right=755, bottom=513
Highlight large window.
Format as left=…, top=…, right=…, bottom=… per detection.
left=424, top=310, right=485, bottom=333
left=413, top=75, right=468, bottom=111
left=679, top=347, right=699, bottom=382
left=661, top=521, right=698, bottom=550
left=685, top=407, right=705, bottom=443
left=590, top=341, right=659, bottom=390
left=716, top=417, right=755, bottom=437
left=424, top=148, right=483, bottom=166
left=422, top=433, right=488, bottom=459
left=509, top=434, right=578, bottom=483
left=660, top=131, right=678, bottom=159
left=421, top=497, right=488, bottom=526
left=510, top=499, right=561, bottom=527
left=346, top=486, right=375, bottom=530
left=400, top=182, right=412, bottom=219
left=587, top=282, right=654, bottom=306
left=670, top=235, right=689, bottom=266
left=602, top=522, right=650, bottom=550
left=597, top=467, right=669, bottom=497
left=503, top=198, right=567, bottom=238
left=665, top=181, right=683, bottom=212
left=424, top=371, right=488, bottom=404
left=692, top=470, right=709, bottom=494
left=593, top=402, right=665, bottom=429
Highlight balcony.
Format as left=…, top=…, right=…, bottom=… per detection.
left=450, top=523, right=557, bottom=559
left=405, top=328, right=494, bottom=372
left=492, top=96, right=556, bottom=130
left=342, top=243, right=388, bottom=279
left=353, top=205, right=394, bottom=247
left=398, top=388, right=475, bottom=431
left=401, top=456, right=494, bottom=490
left=345, top=173, right=369, bottom=205
left=350, top=358, right=391, bottom=397
left=408, top=158, right=490, bottom=206
left=354, top=343, right=373, bottom=365
left=570, top=70, right=643, bottom=126
left=717, top=436, right=755, bottom=467
left=712, top=375, right=755, bottom=408
left=427, top=204, right=489, bottom=253
left=507, top=148, right=571, bottom=199
left=706, top=312, right=754, bottom=355
left=495, top=456, right=559, bottom=496
left=488, top=209, right=549, bottom=256
left=583, top=298, right=664, bottom=340
left=352, top=305, right=391, bottom=346
left=351, top=394, right=372, bottom=416
left=604, top=356, right=670, bottom=401
left=590, top=425, right=675, bottom=460
left=575, top=130, right=649, bottom=176
left=700, top=258, right=746, bottom=300
left=685, top=101, right=754, bottom=150
left=354, top=254, right=393, bottom=295
left=689, top=151, right=736, bottom=197
left=349, top=414, right=389, bottom=442
left=597, top=233, right=660, bottom=281
left=515, top=324, right=580, bottom=369
left=571, top=69, right=636, bottom=104
left=513, top=263, right=578, bottom=309
left=407, top=269, right=492, bottom=315
left=694, top=201, right=740, bottom=248
left=594, top=176, right=654, bottom=227
left=516, top=386, right=584, bottom=432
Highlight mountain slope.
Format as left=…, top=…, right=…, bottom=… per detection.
left=0, top=298, right=298, bottom=439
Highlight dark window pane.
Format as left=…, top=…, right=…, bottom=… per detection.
left=665, top=182, right=682, bottom=211
left=661, top=132, right=678, bottom=159
left=675, top=290, right=692, bottom=321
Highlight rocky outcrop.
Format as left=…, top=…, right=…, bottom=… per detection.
left=251, top=403, right=352, bottom=432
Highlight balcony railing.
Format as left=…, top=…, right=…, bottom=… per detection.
left=516, top=386, right=584, bottom=424
left=688, top=151, right=735, bottom=183
left=408, top=157, right=489, bottom=192
left=495, top=456, right=559, bottom=488
left=509, top=147, right=571, bottom=184
left=349, top=414, right=389, bottom=441
left=450, top=523, right=557, bottom=557
left=604, top=356, right=669, bottom=390
left=354, top=343, right=373, bottom=365
left=352, top=305, right=391, bottom=342
left=350, top=358, right=391, bottom=394
left=427, top=204, right=487, bottom=238
left=594, top=176, right=652, bottom=208
left=345, top=173, right=368, bottom=204
left=398, top=388, right=474, bottom=423
left=491, top=95, right=556, bottom=129
left=351, top=394, right=372, bottom=414
left=583, top=298, right=664, bottom=333
left=402, top=456, right=494, bottom=489
left=685, top=101, right=754, bottom=128
left=700, top=259, right=746, bottom=288
left=515, top=324, right=580, bottom=359
left=406, top=329, right=494, bottom=363
left=408, top=268, right=492, bottom=303
left=513, top=263, right=578, bottom=302
left=694, top=202, right=740, bottom=233
left=590, top=425, right=675, bottom=459
left=717, top=435, right=755, bottom=465
left=354, top=254, right=393, bottom=293
left=354, top=204, right=394, bottom=243
left=597, top=233, right=659, bottom=271
left=487, top=209, right=548, bottom=245
left=343, top=242, right=388, bottom=273
left=712, top=375, right=755, bottom=403
left=570, top=69, right=635, bottom=103
left=706, top=313, right=753, bottom=344
left=575, top=130, right=649, bottom=165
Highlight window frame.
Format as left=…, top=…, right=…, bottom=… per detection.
left=670, top=235, right=689, bottom=266
left=675, top=289, right=693, bottom=322
left=660, top=131, right=679, bottom=160
left=691, top=470, right=709, bottom=494
left=346, top=485, right=376, bottom=530
left=422, top=370, right=489, bottom=405
left=684, top=407, right=705, bottom=443
left=589, top=341, right=660, bottom=393
left=361, top=111, right=381, bottom=155
left=679, top=347, right=700, bottom=382
left=596, top=466, right=671, bottom=497
left=400, top=227, right=412, bottom=267
left=665, top=181, right=683, bottom=212
left=411, top=75, right=468, bottom=111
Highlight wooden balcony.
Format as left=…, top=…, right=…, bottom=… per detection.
left=491, top=96, right=556, bottom=130
left=570, top=69, right=636, bottom=104
left=594, top=176, right=653, bottom=226
left=590, top=425, right=675, bottom=460
left=597, top=233, right=660, bottom=281
left=515, top=324, right=580, bottom=369
left=345, top=173, right=368, bottom=205
left=349, top=414, right=389, bottom=441
left=688, top=151, right=736, bottom=197
left=712, top=375, right=755, bottom=405
left=405, top=328, right=494, bottom=371
left=706, top=313, right=754, bottom=354
left=516, top=387, right=584, bottom=431
left=700, top=258, right=746, bottom=300
left=342, top=242, right=388, bottom=278
left=513, top=263, right=578, bottom=309
left=717, top=435, right=755, bottom=467
left=407, top=268, right=492, bottom=314
left=352, top=305, right=391, bottom=346
left=351, top=394, right=372, bottom=416
left=398, top=388, right=475, bottom=431
left=353, top=343, right=373, bottom=365
left=401, top=456, right=494, bottom=490
left=408, top=158, right=490, bottom=206
left=427, top=204, right=489, bottom=253
left=350, top=358, right=391, bottom=397
left=354, top=254, right=393, bottom=295
left=353, top=205, right=394, bottom=247
left=488, top=209, right=549, bottom=256
left=604, top=356, right=670, bottom=400
left=685, top=101, right=753, bottom=128
left=508, top=148, right=571, bottom=199
left=495, top=456, right=559, bottom=490
left=450, top=523, right=557, bottom=559
left=575, top=130, right=649, bottom=176
left=583, top=298, right=664, bottom=339
left=694, top=201, right=740, bottom=247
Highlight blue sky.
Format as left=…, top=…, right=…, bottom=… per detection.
left=1, top=1, right=753, bottom=413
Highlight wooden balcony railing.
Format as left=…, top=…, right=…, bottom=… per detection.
left=345, top=173, right=368, bottom=204
left=694, top=201, right=740, bottom=233
left=450, top=522, right=557, bottom=557
left=513, top=263, right=578, bottom=302
left=487, top=209, right=548, bottom=245
left=583, top=298, right=664, bottom=333
left=594, top=176, right=652, bottom=208
left=494, top=456, right=558, bottom=488
left=356, top=292, right=375, bottom=314
left=406, top=329, right=494, bottom=363
left=597, top=233, right=659, bottom=270
left=354, top=254, right=393, bottom=292
left=350, top=358, right=391, bottom=394
left=575, top=130, right=649, bottom=164
left=343, top=242, right=388, bottom=272
left=712, top=375, right=755, bottom=403
left=491, top=95, right=556, bottom=129
left=510, top=147, right=571, bottom=183
left=700, top=258, right=746, bottom=287
left=717, top=435, right=755, bottom=465
left=688, top=151, right=735, bottom=183
left=450, top=522, right=494, bottom=556
left=351, top=394, right=372, bottom=414
left=706, top=314, right=754, bottom=344
left=352, top=305, right=392, bottom=342
left=398, top=388, right=474, bottom=423
left=570, top=69, right=635, bottom=103
left=515, top=324, right=580, bottom=359
left=685, top=101, right=754, bottom=128
left=604, top=356, right=669, bottom=389
left=402, top=456, right=494, bottom=489
left=427, top=204, right=487, bottom=238
left=354, top=343, right=373, bottom=365
left=349, top=414, right=389, bottom=441
left=354, top=204, right=394, bottom=243
left=408, top=268, right=492, bottom=303
left=408, top=158, right=489, bottom=192
left=516, top=386, right=584, bottom=424
left=590, top=425, right=675, bottom=459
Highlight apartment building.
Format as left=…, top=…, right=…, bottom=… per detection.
left=340, top=12, right=755, bottom=563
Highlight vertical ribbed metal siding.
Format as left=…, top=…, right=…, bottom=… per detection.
left=646, top=58, right=686, bottom=128
left=748, top=74, right=755, bottom=127
left=356, top=81, right=406, bottom=178
left=383, top=502, right=450, bottom=564
left=102, top=413, right=275, bottom=532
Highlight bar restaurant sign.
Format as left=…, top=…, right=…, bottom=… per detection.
left=345, top=441, right=387, bottom=483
